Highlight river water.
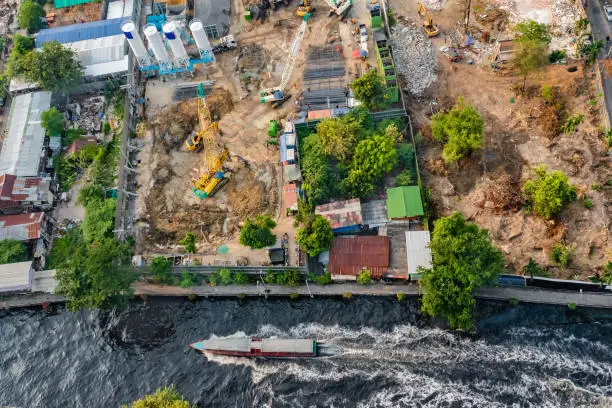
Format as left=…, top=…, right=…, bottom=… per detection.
left=1, top=297, right=612, bottom=407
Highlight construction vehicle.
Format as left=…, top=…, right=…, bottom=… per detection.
left=325, top=0, right=352, bottom=18
left=212, top=35, right=238, bottom=54
left=191, top=83, right=230, bottom=199
left=296, top=0, right=315, bottom=17
left=185, top=84, right=214, bottom=151
left=417, top=3, right=440, bottom=37
left=260, top=13, right=311, bottom=105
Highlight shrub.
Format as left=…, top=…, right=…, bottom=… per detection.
left=523, top=258, right=549, bottom=277
left=276, top=270, right=301, bottom=287
left=583, top=197, right=593, bottom=209
left=310, top=271, right=332, bottom=285
left=522, top=166, right=577, bottom=219
left=551, top=243, right=574, bottom=267
left=396, top=143, right=415, bottom=169
left=395, top=169, right=416, bottom=186
left=151, top=257, right=172, bottom=284
left=396, top=293, right=405, bottom=302
left=568, top=302, right=577, bottom=310
left=591, top=183, right=602, bottom=191
left=357, top=270, right=372, bottom=285
left=264, top=270, right=276, bottom=284
left=188, top=294, right=197, bottom=301
left=541, top=85, right=554, bottom=103
left=103, top=122, right=111, bottom=134
left=342, top=292, right=353, bottom=299
left=0, top=239, right=29, bottom=264
left=233, top=272, right=249, bottom=285
left=509, top=298, right=519, bottom=306
left=41, top=108, right=64, bottom=135
left=217, top=268, right=233, bottom=285
left=561, top=114, right=584, bottom=134
left=549, top=50, right=566, bottom=63
left=179, top=232, right=198, bottom=254
left=296, top=215, right=333, bottom=257
left=289, top=292, right=299, bottom=299
left=18, top=0, right=45, bottom=33
left=180, top=271, right=194, bottom=288
left=239, top=215, right=277, bottom=249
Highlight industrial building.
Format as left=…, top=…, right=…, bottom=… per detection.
left=0, top=92, right=52, bottom=177
left=0, top=175, right=54, bottom=215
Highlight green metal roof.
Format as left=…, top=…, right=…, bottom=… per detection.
left=386, top=186, right=424, bottom=219
left=54, top=0, right=94, bottom=9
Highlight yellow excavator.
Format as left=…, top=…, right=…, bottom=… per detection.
left=296, top=0, right=315, bottom=17
left=191, top=83, right=230, bottom=199
left=417, top=3, right=440, bottom=37
left=186, top=84, right=214, bottom=151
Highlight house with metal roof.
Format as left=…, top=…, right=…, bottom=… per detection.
left=0, top=212, right=46, bottom=242
left=386, top=186, right=424, bottom=220
left=283, top=184, right=300, bottom=216
left=328, top=236, right=391, bottom=278
left=0, top=261, right=34, bottom=293
left=361, top=199, right=388, bottom=228
left=405, top=230, right=432, bottom=278
left=0, top=175, right=54, bottom=215
left=36, top=17, right=131, bottom=46
left=0, top=92, right=51, bottom=177
left=315, top=198, right=362, bottom=233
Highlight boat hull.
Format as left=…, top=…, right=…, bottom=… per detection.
left=190, top=337, right=317, bottom=358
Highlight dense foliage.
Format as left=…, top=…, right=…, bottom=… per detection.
left=179, top=232, right=198, bottom=254
left=22, top=41, right=84, bottom=92
left=17, top=0, right=45, bottom=33
left=357, top=270, right=371, bottom=285
left=0, top=239, right=29, bottom=264
left=431, top=98, right=484, bottom=163
left=6, top=35, right=35, bottom=78
left=300, top=134, right=335, bottom=205
left=513, top=20, right=551, bottom=44
left=41, top=108, right=64, bottom=136
left=296, top=215, right=334, bottom=257
left=151, top=257, right=173, bottom=284
left=420, top=212, right=504, bottom=330
left=350, top=69, right=387, bottom=110
left=315, top=115, right=359, bottom=160
left=122, top=386, right=194, bottom=408
left=239, top=215, right=276, bottom=249
left=522, top=166, right=577, bottom=219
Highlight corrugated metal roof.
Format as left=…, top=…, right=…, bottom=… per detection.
left=0, top=261, right=33, bottom=292
left=83, top=55, right=129, bottom=77
left=283, top=184, right=298, bottom=211
left=36, top=18, right=131, bottom=47
left=284, top=164, right=302, bottom=182
left=0, top=92, right=51, bottom=177
left=0, top=212, right=45, bottom=241
left=386, top=186, right=424, bottom=219
left=405, top=230, right=432, bottom=275
left=31, top=269, right=58, bottom=293
left=361, top=199, right=388, bottom=227
left=315, top=198, right=362, bottom=230
left=54, top=0, right=94, bottom=9
left=0, top=174, right=52, bottom=209
left=328, top=236, right=390, bottom=277
left=65, top=34, right=126, bottom=66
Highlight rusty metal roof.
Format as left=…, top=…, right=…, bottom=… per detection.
left=328, top=236, right=390, bottom=277
left=315, top=198, right=362, bottom=230
left=0, top=175, right=52, bottom=210
left=0, top=212, right=44, bottom=241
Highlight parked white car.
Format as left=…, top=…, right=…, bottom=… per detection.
left=604, top=2, right=612, bottom=22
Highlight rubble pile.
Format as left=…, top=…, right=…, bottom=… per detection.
left=551, top=0, right=580, bottom=36
left=391, top=22, right=437, bottom=97
left=66, top=96, right=105, bottom=134
left=418, top=0, right=447, bottom=11
left=0, top=0, right=18, bottom=35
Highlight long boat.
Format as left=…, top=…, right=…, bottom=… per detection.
left=190, top=337, right=317, bottom=358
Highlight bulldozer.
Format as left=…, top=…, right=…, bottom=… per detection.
left=417, top=3, right=440, bottom=37
left=296, top=0, right=315, bottom=17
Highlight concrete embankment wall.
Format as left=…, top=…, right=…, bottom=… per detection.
left=3, top=283, right=612, bottom=310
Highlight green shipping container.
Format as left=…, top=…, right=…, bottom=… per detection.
left=268, top=120, right=278, bottom=137
left=244, top=10, right=252, bottom=21
left=54, top=0, right=94, bottom=8
left=371, top=15, right=382, bottom=28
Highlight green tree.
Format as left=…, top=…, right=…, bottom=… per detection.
left=179, top=232, right=198, bottom=254
left=47, top=227, right=83, bottom=269
left=13, top=35, right=35, bottom=54
left=522, top=165, right=577, bottom=219
left=41, top=107, right=64, bottom=136
left=512, top=38, right=549, bottom=94
left=513, top=20, right=551, bottom=44
left=239, top=215, right=277, bottom=249
left=5, top=35, right=36, bottom=78
left=396, top=143, right=415, bottom=168
left=431, top=97, right=484, bottom=163
left=357, top=269, right=371, bottom=285
left=217, top=268, right=233, bottom=285
left=524, top=257, right=548, bottom=277
left=123, top=386, right=194, bottom=408
left=17, top=0, right=45, bottom=33
left=55, top=237, right=135, bottom=311
left=340, top=168, right=375, bottom=198
left=383, top=123, right=403, bottom=144
left=315, top=116, right=360, bottom=161
left=82, top=198, right=116, bottom=243
left=351, top=133, right=397, bottom=180
left=300, top=134, right=334, bottom=205
left=151, top=257, right=172, bottom=284
left=350, top=69, right=387, bottom=110
left=0, top=239, right=29, bottom=264
left=22, top=41, right=84, bottom=92
left=420, top=212, right=504, bottom=330
left=296, top=215, right=334, bottom=256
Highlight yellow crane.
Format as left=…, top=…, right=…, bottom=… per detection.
left=191, top=84, right=230, bottom=199
left=417, top=3, right=440, bottom=37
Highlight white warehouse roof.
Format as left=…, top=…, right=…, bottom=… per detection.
left=107, top=0, right=134, bottom=19
left=405, top=230, right=433, bottom=275
left=0, top=92, right=51, bottom=177
left=65, top=34, right=126, bottom=66
left=84, top=55, right=129, bottom=77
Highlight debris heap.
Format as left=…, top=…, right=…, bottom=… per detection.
left=418, top=0, right=447, bottom=11
left=391, top=22, right=437, bottom=97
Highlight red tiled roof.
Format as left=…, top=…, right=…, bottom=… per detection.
left=283, top=184, right=298, bottom=210
left=328, top=236, right=391, bottom=278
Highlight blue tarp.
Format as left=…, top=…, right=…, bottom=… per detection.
left=280, top=133, right=287, bottom=162
left=36, top=18, right=131, bottom=47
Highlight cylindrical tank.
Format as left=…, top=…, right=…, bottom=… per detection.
left=121, top=21, right=148, bottom=61
left=162, top=21, right=188, bottom=62
left=189, top=19, right=214, bottom=62
left=144, top=24, right=170, bottom=63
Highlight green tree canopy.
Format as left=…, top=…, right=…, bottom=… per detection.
left=17, top=1, right=45, bottom=33
left=82, top=198, right=117, bottom=243
left=315, top=116, right=360, bottom=161
left=296, top=215, right=334, bottom=256
left=0, top=239, right=29, bottom=264
left=179, top=232, right=198, bottom=254
left=522, top=165, right=577, bottom=219
left=512, top=39, right=549, bottom=93
left=350, top=69, right=387, bottom=110
left=41, top=107, right=64, bottom=136
left=22, top=41, right=84, bottom=92
left=513, top=20, right=551, bottom=44
left=151, top=256, right=173, bottom=283
left=300, top=134, right=334, bottom=205
left=420, top=212, right=504, bottom=330
left=123, top=386, right=194, bottom=408
left=239, top=215, right=277, bottom=249
left=55, top=237, right=135, bottom=311
left=351, top=133, right=397, bottom=180
left=13, top=35, right=35, bottom=54
left=6, top=35, right=36, bottom=78
left=431, top=97, right=484, bottom=163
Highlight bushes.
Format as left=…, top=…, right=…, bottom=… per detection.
left=0, top=239, right=29, bottom=264
left=239, top=215, right=277, bottom=249
left=296, top=215, right=333, bottom=257
left=233, top=272, right=249, bottom=285
left=179, top=232, right=198, bottom=254
left=522, top=166, right=577, bottom=219
left=41, top=108, right=64, bottom=135
left=395, top=169, right=416, bottom=187
left=561, top=114, right=584, bottom=134
left=151, top=257, right=173, bottom=284
left=309, top=270, right=333, bottom=285
left=350, top=69, right=387, bottom=111
left=357, top=270, right=371, bottom=285
left=180, top=271, right=194, bottom=288
left=551, top=243, right=574, bottom=267
left=18, top=0, right=45, bottom=33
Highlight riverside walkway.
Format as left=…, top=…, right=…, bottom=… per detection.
left=4, top=282, right=612, bottom=310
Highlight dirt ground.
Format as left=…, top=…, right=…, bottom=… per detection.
left=390, top=0, right=612, bottom=278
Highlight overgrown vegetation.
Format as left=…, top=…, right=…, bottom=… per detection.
left=420, top=212, right=504, bottom=331
left=431, top=97, right=484, bottom=163
left=560, top=114, right=584, bottom=134
left=522, top=166, right=577, bottom=219
left=0, top=240, right=29, bottom=264
left=350, top=69, right=388, bottom=111
left=122, top=385, right=194, bottom=408
left=239, top=215, right=277, bottom=249
left=180, top=232, right=198, bottom=254
left=523, top=257, right=549, bottom=277
left=296, top=214, right=333, bottom=257
left=17, top=0, right=45, bottom=33
left=551, top=243, right=574, bottom=267
left=357, top=270, right=371, bottom=285
left=41, top=108, right=64, bottom=136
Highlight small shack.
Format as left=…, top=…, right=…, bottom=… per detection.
left=328, top=236, right=390, bottom=279
left=283, top=184, right=299, bottom=215
left=386, top=186, right=424, bottom=221
left=405, top=230, right=432, bottom=279
left=315, top=198, right=362, bottom=234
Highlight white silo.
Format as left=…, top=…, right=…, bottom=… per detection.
left=162, top=21, right=188, bottom=66
left=144, top=24, right=170, bottom=64
left=189, top=19, right=215, bottom=63
left=122, top=21, right=151, bottom=67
